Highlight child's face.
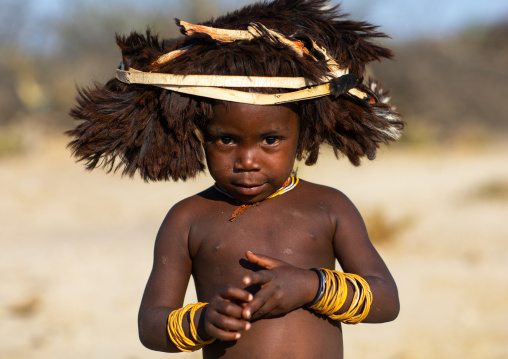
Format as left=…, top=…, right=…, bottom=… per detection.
left=204, top=102, right=299, bottom=203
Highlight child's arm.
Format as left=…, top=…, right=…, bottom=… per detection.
left=330, top=191, right=400, bottom=323
left=138, top=201, right=252, bottom=352
left=241, top=190, right=399, bottom=323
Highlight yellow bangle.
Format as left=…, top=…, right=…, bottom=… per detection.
left=167, top=302, right=216, bottom=352
left=308, top=269, right=373, bottom=324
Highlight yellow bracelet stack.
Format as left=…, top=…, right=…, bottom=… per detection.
left=167, top=302, right=216, bottom=352
left=308, top=268, right=373, bottom=324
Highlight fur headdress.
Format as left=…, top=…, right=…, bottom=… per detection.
left=67, top=0, right=404, bottom=181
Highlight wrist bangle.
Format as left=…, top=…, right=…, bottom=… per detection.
left=167, top=302, right=215, bottom=352
left=306, top=268, right=326, bottom=307
left=307, top=269, right=373, bottom=324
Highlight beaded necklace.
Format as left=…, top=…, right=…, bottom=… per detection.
left=214, top=175, right=299, bottom=221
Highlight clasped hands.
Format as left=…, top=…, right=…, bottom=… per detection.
left=201, top=250, right=318, bottom=341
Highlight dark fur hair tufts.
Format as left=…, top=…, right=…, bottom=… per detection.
left=67, top=0, right=404, bottom=181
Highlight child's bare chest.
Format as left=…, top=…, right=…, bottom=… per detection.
left=189, top=198, right=336, bottom=297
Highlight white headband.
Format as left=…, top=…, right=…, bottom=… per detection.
left=115, top=21, right=371, bottom=105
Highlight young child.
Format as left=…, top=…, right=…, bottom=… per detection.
left=67, top=0, right=403, bottom=357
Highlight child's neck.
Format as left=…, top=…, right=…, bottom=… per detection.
left=214, top=175, right=299, bottom=221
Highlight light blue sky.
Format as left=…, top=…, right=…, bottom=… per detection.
left=353, top=0, right=508, bottom=39
left=12, top=0, right=508, bottom=53
left=225, top=0, right=508, bottom=40
left=32, top=0, right=508, bottom=39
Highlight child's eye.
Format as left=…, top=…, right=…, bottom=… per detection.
left=218, top=136, right=233, bottom=145
left=262, top=136, right=280, bottom=145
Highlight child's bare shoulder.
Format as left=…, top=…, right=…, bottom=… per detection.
left=158, top=186, right=230, bottom=236
left=298, top=179, right=356, bottom=207
left=297, top=179, right=361, bottom=226
left=146, top=188, right=225, bottom=271
left=160, top=187, right=217, bottom=227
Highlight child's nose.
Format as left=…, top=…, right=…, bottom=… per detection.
left=234, top=146, right=260, bottom=172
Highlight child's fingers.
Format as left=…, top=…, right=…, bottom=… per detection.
left=204, top=287, right=253, bottom=341
left=205, top=312, right=251, bottom=341
left=245, top=251, right=286, bottom=269
left=212, top=296, right=245, bottom=319
left=211, top=286, right=253, bottom=320
left=205, top=322, right=248, bottom=341
left=218, top=285, right=253, bottom=303
left=248, top=296, right=281, bottom=320
left=242, top=269, right=273, bottom=286
left=241, top=284, right=276, bottom=319
left=207, top=327, right=242, bottom=341
left=208, top=311, right=251, bottom=332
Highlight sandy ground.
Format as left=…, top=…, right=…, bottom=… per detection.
left=1, top=135, right=507, bottom=359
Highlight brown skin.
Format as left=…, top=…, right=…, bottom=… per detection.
left=138, top=103, right=399, bottom=358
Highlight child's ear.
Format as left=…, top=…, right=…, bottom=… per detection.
left=193, top=128, right=205, bottom=143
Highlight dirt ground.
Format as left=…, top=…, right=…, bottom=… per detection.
left=1, top=135, right=507, bottom=359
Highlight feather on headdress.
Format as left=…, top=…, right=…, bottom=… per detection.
left=67, top=0, right=404, bottom=181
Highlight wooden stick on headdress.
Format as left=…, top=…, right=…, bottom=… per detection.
left=116, top=21, right=373, bottom=105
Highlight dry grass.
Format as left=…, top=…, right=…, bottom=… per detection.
left=396, top=121, right=438, bottom=148
left=8, top=296, right=41, bottom=318
left=0, top=128, right=24, bottom=156
left=364, top=209, right=413, bottom=246
left=471, top=178, right=508, bottom=201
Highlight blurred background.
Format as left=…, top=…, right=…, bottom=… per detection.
left=1, top=0, right=507, bottom=358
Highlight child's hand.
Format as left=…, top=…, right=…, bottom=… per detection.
left=241, top=251, right=318, bottom=321
left=202, top=286, right=253, bottom=341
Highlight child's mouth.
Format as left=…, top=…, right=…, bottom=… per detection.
left=233, top=183, right=265, bottom=196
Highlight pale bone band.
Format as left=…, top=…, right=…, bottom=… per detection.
left=117, top=69, right=319, bottom=88
left=116, top=69, right=369, bottom=105
left=156, top=21, right=345, bottom=78
left=154, top=84, right=368, bottom=105
left=151, top=84, right=332, bottom=105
